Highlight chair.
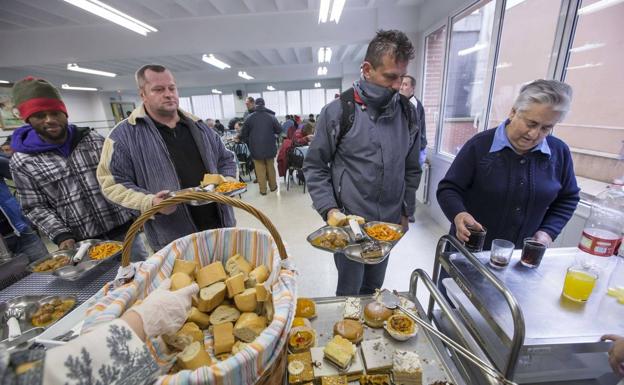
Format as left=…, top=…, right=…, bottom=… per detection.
left=286, top=147, right=306, bottom=193
left=232, top=143, right=255, bottom=182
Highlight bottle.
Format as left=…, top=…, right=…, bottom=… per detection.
left=607, top=245, right=624, bottom=304
left=578, top=185, right=624, bottom=257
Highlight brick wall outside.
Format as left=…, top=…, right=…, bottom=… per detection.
left=422, top=26, right=445, bottom=148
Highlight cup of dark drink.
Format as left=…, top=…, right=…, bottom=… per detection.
left=489, top=239, right=515, bottom=269
left=520, top=237, right=547, bottom=268
left=465, top=225, right=487, bottom=252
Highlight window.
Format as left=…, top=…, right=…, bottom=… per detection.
left=326, top=88, right=340, bottom=103
left=179, top=97, right=192, bottom=113
left=301, top=89, right=326, bottom=116
left=557, top=0, right=624, bottom=184
left=488, top=0, right=563, bottom=129
left=439, top=0, right=497, bottom=156
left=263, top=90, right=287, bottom=116
left=287, top=90, right=301, bottom=115
left=221, top=94, right=236, bottom=120
left=247, top=93, right=262, bottom=100
left=421, top=25, right=446, bottom=149
left=191, top=95, right=222, bottom=120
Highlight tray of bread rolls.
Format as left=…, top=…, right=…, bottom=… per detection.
left=286, top=294, right=464, bottom=385
left=306, top=213, right=404, bottom=265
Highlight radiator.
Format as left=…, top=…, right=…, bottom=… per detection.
left=416, top=162, right=430, bottom=204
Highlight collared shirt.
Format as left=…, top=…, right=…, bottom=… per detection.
left=489, top=119, right=551, bottom=156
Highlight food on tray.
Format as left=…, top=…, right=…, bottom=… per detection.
left=172, top=258, right=198, bottom=278
left=225, top=272, right=246, bottom=298
left=359, top=374, right=392, bottom=385
left=346, top=215, right=366, bottom=225
left=31, top=298, right=76, bottom=327
left=296, top=298, right=317, bottom=318
left=246, top=264, right=269, bottom=287
left=327, top=211, right=347, bottom=227
left=213, top=321, right=235, bottom=355
left=196, top=282, right=226, bottom=313
left=88, top=242, right=122, bottom=260
left=361, top=242, right=384, bottom=259
left=392, top=350, right=423, bottom=385
left=343, top=297, right=362, bottom=320
left=324, top=335, right=356, bottom=370
left=292, top=317, right=312, bottom=328
left=210, top=304, right=240, bottom=325
left=361, top=339, right=393, bottom=372
left=33, top=254, right=71, bottom=272
left=234, top=288, right=257, bottom=312
left=171, top=272, right=193, bottom=291
left=363, top=301, right=393, bottom=328
left=234, top=312, right=267, bottom=342
left=321, top=375, right=349, bottom=385
left=178, top=322, right=204, bottom=344
left=215, top=181, right=247, bottom=193
left=364, top=223, right=402, bottom=242
left=288, top=352, right=314, bottom=384
left=225, top=254, right=253, bottom=278
left=201, top=173, right=226, bottom=186
left=333, top=319, right=364, bottom=344
left=196, top=262, right=227, bottom=288
left=386, top=314, right=416, bottom=335
left=289, top=326, right=316, bottom=353
left=311, top=232, right=349, bottom=250
left=178, top=341, right=212, bottom=370
left=188, top=307, right=211, bottom=329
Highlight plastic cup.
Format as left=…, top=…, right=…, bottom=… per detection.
left=465, top=226, right=487, bottom=252
left=489, top=239, right=515, bottom=269
left=520, top=238, right=547, bottom=268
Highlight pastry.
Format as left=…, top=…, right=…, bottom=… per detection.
left=172, top=259, right=198, bottom=278
left=343, top=297, right=362, bottom=319
left=321, top=375, right=349, bottom=385
left=177, top=341, right=212, bottom=370
left=233, top=312, right=267, bottom=342
left=392, top=350, right=423, bottom=385
left=323, top=335, right=355, bottom=370
left=386, top=314, right=416, bottom=335
left=361, top=338, right=392, bottom=372
left=196, top=262, right=227, bottom=288
left=363, top=301, right=392, bottom=328
left=288, top=326, right=316, bottom=353
left=213, top=322, right=235, bottom=355
left=333, top=319, right=364, bottom=344
left=210, top=304, right=240, bottom=325
left=359, top=374, right=392, bottom=385
left=292, top=317, right=312, bottom=328
left=196, top=282, right=226, bottom=313
left=287, top=351, right=314, bottom=384
left=296, top=298, right=316, bottom=318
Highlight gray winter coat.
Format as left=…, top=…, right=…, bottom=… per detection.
left=241, top=106, right=281, bottom=160
left=303, top=91, right=422, bottom=224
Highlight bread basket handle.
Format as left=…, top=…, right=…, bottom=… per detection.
left=121, top=191, right=288, bottom=266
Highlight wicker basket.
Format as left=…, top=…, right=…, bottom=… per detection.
left=82, top=191, right=296, bottom=385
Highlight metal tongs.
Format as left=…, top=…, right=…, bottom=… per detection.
left=378, top=289, right=517, bottom=385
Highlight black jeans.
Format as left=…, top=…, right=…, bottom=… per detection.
left=333, top=252, right=390, bottom=296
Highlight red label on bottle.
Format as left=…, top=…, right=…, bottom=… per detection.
left=578, top=230, right=621, bottom=257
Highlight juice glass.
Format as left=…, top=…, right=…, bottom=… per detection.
left=562, top=264, right=599, bottom=302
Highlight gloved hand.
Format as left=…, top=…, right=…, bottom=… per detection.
left=129, top=278, right=199, bottom=338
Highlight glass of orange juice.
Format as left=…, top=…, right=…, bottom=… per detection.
left=562, top=263, right=599, bottom=302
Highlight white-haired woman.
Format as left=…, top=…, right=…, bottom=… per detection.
left=437, top=79, right=580, bottom=250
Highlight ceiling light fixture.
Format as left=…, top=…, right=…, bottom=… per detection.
left=63, top=0, right=157, bottom=36
left=317, top=66, right=328, bottom=76
left=238, top=71, right=254, bottom=80
left=61, top=84, right=98, bottom=91
left=202, top=54, right=231, bottom=70
left=67, top=63, right=116, bottom=77
left=267, top=85, right=276, bottom=91
left=318, top=47, right=332, bottom=63
left=569, top=42, right=606, bottom=53
left=319, top=0, right=345, bottom=23
left=578, top=0, right=624, bottom=15
left=212, top=89, right=222, bottom=94
left=0, top=80, right=10, bottom=84
left=314, top=82, right=321, bottom=88
left=458, top=42, right=487, bottom=56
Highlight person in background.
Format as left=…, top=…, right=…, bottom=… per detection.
left=0, top=278, right=198, bottom=384
left=437, top=79, right=580, bottom=250
left=214, top=119, right=226, bottom=134
left=281, top=114, right=294, bottom=138
left=304, top=30, right=422, bottom=296
left=243, top=96, right=255, bottom=120
left=399, top=74, right=427, bottom=223
left=1, top=136, right=13, bottom=157
left=205, top=118, right=215, bottom=131
left=97, top=64, right=237, bottom=251
left=294, top=121, right=315, bottom=147
left=307, top=113, right=316, bottom=123
left=9, top=77, right=143, bottom=258
left=241, top=98, right=281, bottom=195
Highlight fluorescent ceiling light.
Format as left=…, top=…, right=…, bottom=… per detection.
left=0, top=80, right=9, bottom=84
left=317, top=66, right=328, bottom=76
left=319, top=0, right=345, bottom=23
left=566, top=62, right=603, bottom=70
left=458, top=42, right=487, bottom=56
left=63, top=0, right=157, bottom=36
left=569, top=42, right=606, bottom=53
left=578, top=0, right=624, bottom=15
left=67, top=63, right=116, bottom=77
left=211, top=89, right=222, bottom=94
left=267, top=85, right=276, bottom=91
left=202, top=54, right=231, bottom=70
left=61, top=83, right=98, bottom=91
left=318, top=47, right=332, bottom=63
left=314, top=82, right=321, bottom=88
left=238, top=71, right=254, bottom=80
left=496, top=62, right=512, bottom=69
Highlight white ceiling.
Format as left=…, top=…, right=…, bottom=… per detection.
left=0, top=0, right=423, bottom=91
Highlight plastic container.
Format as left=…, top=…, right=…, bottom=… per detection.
left=578, top=186, right=624, bottom=257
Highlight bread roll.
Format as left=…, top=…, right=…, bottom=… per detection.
left=246, top=265, right=269, bottom=287
left=225, top=272, right=245, bottom=298
left=333, top=319, right=364, bottom=344
left=177, top=341, right=212, bottom=370
left=170, top=272, right=193, bottom=291
left=188, top=307, right=211, bottom=329
left=210, top=304, right=240, bottom=325
left=232, top=340, right=248, bottom=355
left=196, top=262, right=227, bottom=288
left=234, top=288, right=257, bottom=312
left=255, top=283, right=269, bottom=302
left=225, top=254, right=253, bottom=278
left=363, top=302, right=392, bottom=328
left=213, top=322, right=235, bottom=355
left=197, top=282, right=226, bottom=313
left=202, top=173, right=226, bottom=186
left=178, top=322, right=204, bottom=343
left=233, top=312, right=267, bottom=342
left=172, top=259, right=198, bottom=278
left=327, top=211, right=347, bottom=227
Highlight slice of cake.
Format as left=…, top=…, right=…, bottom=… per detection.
left=392, top=350, right=423, bottom=385
left=321, top=375, right=348, bottom=385
left=323, top=335, right=355, bottom=370
left=343, top=297, right=362, bottom=320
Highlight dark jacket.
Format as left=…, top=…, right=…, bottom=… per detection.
left=241, top=106, right=281, bottom=160
left=0, top=155, right=30, bottom=236
left=436, top=127, right=580, bottom=249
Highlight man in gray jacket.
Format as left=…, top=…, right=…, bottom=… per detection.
left=303, top=30, right=422, bottom=296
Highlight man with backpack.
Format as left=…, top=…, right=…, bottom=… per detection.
left=303, top=30, right=423, bottom=296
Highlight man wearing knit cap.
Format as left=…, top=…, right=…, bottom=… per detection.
left=9, top=77, right=144, bottom=256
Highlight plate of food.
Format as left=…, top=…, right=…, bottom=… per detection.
left=214, top=181, right=247, bottom=196
left=362, top=222, right=404, bottom=243
left=80, top=239, right=123, bottom=262
left=27, top=250, right=75, bottom=274
left=307, top=227, right=351, bottom=252
left=0, top=295, right=77, bottom=341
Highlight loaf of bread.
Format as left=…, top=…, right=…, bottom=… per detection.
left=210, top=304, right=240, bottom=325
left=196, top=262, right=227, bottom=288
left=246, top=265, right=269, bottom=287
left=225, top=254, right=253, bottom=278
left=177, top=341, right=212, bottom=370
left=170, top=272, right=193, bottom=291
left=213, top=322, right=235, bottom=355
left=225, top=272, right=246, bottom=298
left=188, top=307, right=211, bottom=329
left=172, top=259, right=198, bottom=278
left=233, top=312, right=267, bottom=342
left=196, top=282, right=226, bottom=313
left=255, top=283, right=269, bottom=302
left=234, top=288, right=257, bottom=312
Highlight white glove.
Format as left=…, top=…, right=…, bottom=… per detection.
left=131, top=278, right=199, bottom=338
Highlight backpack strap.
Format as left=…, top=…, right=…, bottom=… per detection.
left=337, top=88, right=356, bottom=149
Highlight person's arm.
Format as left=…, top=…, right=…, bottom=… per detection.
left=240, top=119, right=250, bottom=144
left=417, top=100, right=427, bottom=150
left=272, top=117, right=281, bottom=136
left=402, top=105, right=423, bottom=220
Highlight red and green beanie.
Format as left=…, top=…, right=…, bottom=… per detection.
left=12, top=76, right=68, bottom=121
